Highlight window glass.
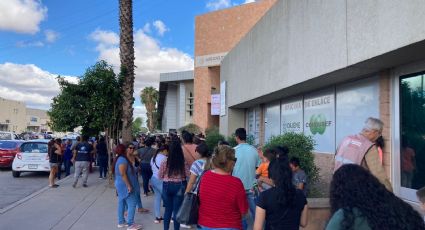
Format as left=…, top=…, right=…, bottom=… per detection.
left=281, top=97, right=303, bottom=134
left=336, top=77, right=379, bottom=146
left=304, top=89, right=335, bottom=153
left=264, top=102, right=280, bottom=142
left=400, top=73, right=425, bottom=190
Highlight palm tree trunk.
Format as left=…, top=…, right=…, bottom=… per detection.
left=119, top=0, right=135, bottom=143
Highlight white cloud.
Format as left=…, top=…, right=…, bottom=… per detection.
left=153, top=20, right=169, bottom=36
left=45, top=29, right=59, bottom=43
left=0, top=0, right=47, bottom=34
left=142, top=23, right=151, bottom=34
left=16, top=40, right=44, bottom=48
left=89, top=28, right=193, bottom=101
left=89, top=29, right=119, bottom=46
left=244, top=0, right=256, bottom=3
left=206, top=0, right=231, bottom=11
left=0, top=63, right=78, bottom=109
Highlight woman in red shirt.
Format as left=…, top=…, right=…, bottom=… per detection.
left=198, top=145, right=248, bottom=230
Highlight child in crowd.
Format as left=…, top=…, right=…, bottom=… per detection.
left=255, top=150, right=275, bottom=191
left=289, top=157, right=307, bottom=196
left=416, top=186, right=425, bottom=221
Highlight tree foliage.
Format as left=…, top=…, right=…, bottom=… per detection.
left=132, top=117, right=143, bottom=136
left=178, top=123, right=201, bottom=135
left=48, top=61, right=122, bottom=137
left=140, top=86, right=159, bottom=132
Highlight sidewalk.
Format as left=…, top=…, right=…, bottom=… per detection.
left=0, top=169, right=162, bottom=230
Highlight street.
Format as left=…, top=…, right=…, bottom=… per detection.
left=0, top=168, right=49, bottom=209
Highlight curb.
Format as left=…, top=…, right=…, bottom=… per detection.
left=0, top=175, right=72, bottom=214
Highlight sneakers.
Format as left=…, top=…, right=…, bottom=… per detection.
left=180, top=224, right=192, bottom=228
left=154, top=217, right=162, bottom=224
left=49, top=184, right=59, bottom=188
left=83, top=184, right=88, bottom=187
left=127, top=224, right=142, bottom=230
left=117, top=223, right=128, bottom=228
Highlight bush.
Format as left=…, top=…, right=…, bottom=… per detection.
left=178, top=123, right=201, bottom=135
left=205, top=129, right=225, bottom=153
left=263, top=132, right=320, bottom=186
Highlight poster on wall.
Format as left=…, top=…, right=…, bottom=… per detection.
left=281, top=97, right=303, bottom=134
left=303, top=89, right=335, bottom=153
left=220, top=81, right=226, bottom=116
left=211, top=94, right=220, bottom=115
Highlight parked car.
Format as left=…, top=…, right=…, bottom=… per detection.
left=11, top=140, right=50, bottom=177
left=0, top=140, right=24, bottom=168
left=0, top=131, right=20, bottom=140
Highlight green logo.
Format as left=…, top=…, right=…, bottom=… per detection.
left=309, top=114, right=327, bottom=135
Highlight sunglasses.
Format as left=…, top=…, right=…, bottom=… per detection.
left=128, top=147, right=135, bottom=150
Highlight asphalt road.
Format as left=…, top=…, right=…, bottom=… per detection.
left=0, top=168, right=51, bottom=209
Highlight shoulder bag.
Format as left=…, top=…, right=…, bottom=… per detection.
left=175, top=170, right=208, bottom=225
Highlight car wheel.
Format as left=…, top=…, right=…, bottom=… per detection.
left=12, top=170, right=20, bottom=178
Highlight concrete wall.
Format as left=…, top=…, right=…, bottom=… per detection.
left=162, top=85, right=178, bottom=132
left=194, top=0, right=277, bottom=131
left=221, top=0, right=425, bottom=108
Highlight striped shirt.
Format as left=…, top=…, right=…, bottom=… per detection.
left=198, top=170, right=248, bottom=229
left=190, top=159, right=206, bottom=176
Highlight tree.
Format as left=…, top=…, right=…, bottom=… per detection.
left=48, top=61, right=122, bottom=137
left=140, top=87, right=159, bottom=132
left=132, top=117, right=143, bottom=136
left=119, top=0, right=135, bottom=143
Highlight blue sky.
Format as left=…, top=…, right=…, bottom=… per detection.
left=0, top=0, right=255, bottom=119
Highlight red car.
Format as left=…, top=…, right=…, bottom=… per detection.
left=0, top=140, right=24, bottom=168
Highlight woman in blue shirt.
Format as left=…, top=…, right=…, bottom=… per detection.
left=113, top=144, right=142, bottom=230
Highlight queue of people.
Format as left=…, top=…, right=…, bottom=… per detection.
left=110, top=116, right=425, bottom=230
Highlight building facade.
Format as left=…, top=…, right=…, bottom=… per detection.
left=219, top=0, right=425, bottom=207
left=158, top=71, right=194, bottom=132
left=193, top=0, right=277, bottom=131
left=0, top=97, right=50, bottom=133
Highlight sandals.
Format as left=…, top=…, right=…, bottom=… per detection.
left=137, top=208, right=149, bottom=213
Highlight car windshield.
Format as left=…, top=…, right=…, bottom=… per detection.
left=0, top=141, right=17, bottom=149
left=20, top=143, right=48, bottom=153
left=0, top=133, right=12, bottom=140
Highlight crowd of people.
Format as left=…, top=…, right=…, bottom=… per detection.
left=46, top=116, right=425, bottom=230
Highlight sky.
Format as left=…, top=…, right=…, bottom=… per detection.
left=0, top=0, right=255, bottom=121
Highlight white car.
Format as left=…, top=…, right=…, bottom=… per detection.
left=12, top=140, right=50, bottom=177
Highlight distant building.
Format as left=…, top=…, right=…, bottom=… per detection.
left=0, top=97, right=50, bottom=133
left=158, top=70, right=194, bottom=132
left=26, top=108, right=50, bottom=133
left=0, top=97, right=27, bottom=132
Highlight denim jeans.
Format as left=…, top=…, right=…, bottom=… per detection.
left=64, top=159, right=72, bottom=176
left=118, top=192, right=137, bottom=225
left=162, top=181, right=187, bottom=230
left=242, top=191, right=256, bottom=230
left=150, top=176, right=163, bottom=218
left=140, top=163, right=152, bottom=194
left=198, top=226, right=239, bottom=230
left=98, top=156, right=108, bottom=178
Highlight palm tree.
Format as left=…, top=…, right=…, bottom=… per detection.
left=119, top=0, right=135, bottom=143
left=140, top=87, right=159, bottom=132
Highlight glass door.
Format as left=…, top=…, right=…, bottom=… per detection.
left=399, top=72, right=425, bottom=201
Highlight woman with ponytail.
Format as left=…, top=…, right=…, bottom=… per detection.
left=253, top=146, right=308, bottom=230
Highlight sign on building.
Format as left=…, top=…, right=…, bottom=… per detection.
left=220, top=81, right=226, bottom=116
left=195, top=52, right=228, bottom=67
left=211, top=94, right=221, bottom=115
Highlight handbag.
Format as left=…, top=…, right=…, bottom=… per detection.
left=175, top=170, right=208, bottom=225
